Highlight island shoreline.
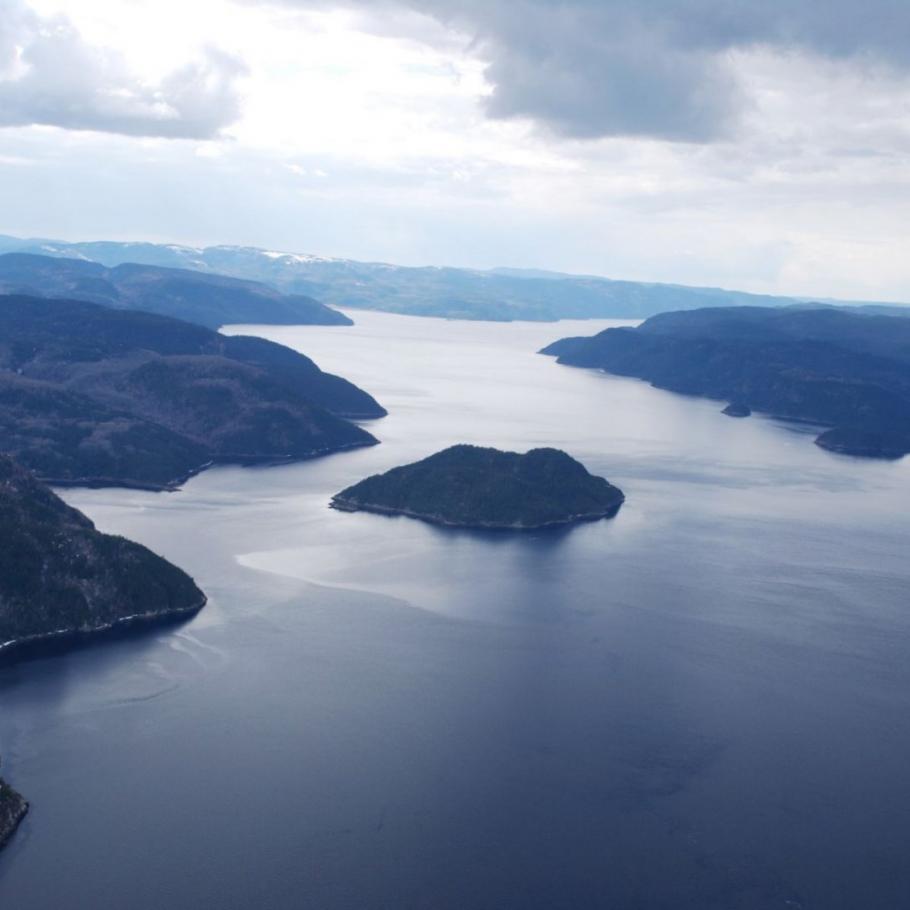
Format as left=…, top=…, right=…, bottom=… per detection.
left=330, top=496, right=624, bottom=530
left=0, top=782, right=28, bottom=851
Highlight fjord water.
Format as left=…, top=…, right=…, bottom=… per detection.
left=1, top=311, right=909, bottom=909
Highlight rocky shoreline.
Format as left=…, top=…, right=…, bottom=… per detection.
left=0, top=595, right=207, bottom=854
left=42, top=437, right=378, bottom=493
left=814, top=427, right=910, bottom=460
left=0, top=777, right=28, bottom=850
left=0, top=596, right=207, bottom=661
left=330, top=496, right=623, bottom=530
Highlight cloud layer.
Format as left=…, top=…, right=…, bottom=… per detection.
left=269, top=0, right=910, bottom=141
left=0, top=1, right=246, bottom=138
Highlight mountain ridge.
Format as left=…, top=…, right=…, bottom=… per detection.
left=4, top=235, right=908, bottom=322
left=0, top=252, right=351, bottom=329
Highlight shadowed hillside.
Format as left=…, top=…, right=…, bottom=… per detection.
left=0, top=295, right=384, bottom=488
left=0, top=253, right=352, bottom=329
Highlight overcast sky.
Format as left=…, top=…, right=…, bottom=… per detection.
left=1, top=0, right=908, bottom=301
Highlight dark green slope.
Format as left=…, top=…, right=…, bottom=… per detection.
left=0, top=455, right=205, bottom=649
left=221, top=334, right=383, bottom=419
left=0, top=373, right=209, bottom=487
left=91, top=355, right=371, bottom=459
left=0, top=777, right=27, bottom=848
left=0, top=293, right=383, bottom=418
left=333, top=445, right=624, bottom=529
left=0, top=295, right=383, bottom=487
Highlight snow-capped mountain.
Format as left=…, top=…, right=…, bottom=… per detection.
left=1, top=235, right=904, bottom=321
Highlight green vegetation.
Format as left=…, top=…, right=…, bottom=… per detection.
left=0, top=455, right=205, bottom=647
left=332, top=445, right=624, bottom=529
left=0, top=777, right=28, bottom=849
left=0, top=294, right=384, bottom=487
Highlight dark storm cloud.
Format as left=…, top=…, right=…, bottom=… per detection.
left=0, top=2, right=246, bottom=139
left=268, top=0, right=910, bottom=141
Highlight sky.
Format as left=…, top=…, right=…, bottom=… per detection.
left=1, top=0, right=909, bottom=301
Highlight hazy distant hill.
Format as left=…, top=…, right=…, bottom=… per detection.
left=541, top=306, right=910, bottom=459
left=8, top=235, right=908, bottom=322
left=0, top=252, right=351, bottom=329
left=0, top=294, right=384, bottom=488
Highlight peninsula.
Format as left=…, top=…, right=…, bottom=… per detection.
left=0, top=455, right=206, bottom=655
left=541, top=306, right=910, bottom=459
left=0, top=294, right=384, bottom=489
left=331, top=445, right=625, bottom=529
left=0, top=453, right=207, bottom=847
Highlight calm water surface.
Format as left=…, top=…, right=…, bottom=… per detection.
left=1, top=311, right=908, bottom=909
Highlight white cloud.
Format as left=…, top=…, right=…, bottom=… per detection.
left=0, top=0, right=908, bottom=304
left=0, top=0, right=247, bottom=138
left=260, top=0, right=910, bottom=142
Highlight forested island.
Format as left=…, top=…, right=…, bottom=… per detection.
left=332, top=445, right=625, bottom=529
left=542, top=306, right=910, bottom=459
left=0, top=294, right=385, bottom=489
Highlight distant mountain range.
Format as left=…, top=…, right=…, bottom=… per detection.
left=0, top=294, right=384, bottom=489
left=541, top=306, right=910, bottom=459
left=2, top=234, right=906, bottom=322
left=0, top=252, right=350, bottom=329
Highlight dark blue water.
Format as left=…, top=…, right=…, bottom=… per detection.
left=1, top=312, right=908, bottom=909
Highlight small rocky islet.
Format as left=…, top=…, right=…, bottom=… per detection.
left=331, top=444, right=625, bottom=530
left=722, top=402, right=752, bottom=418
